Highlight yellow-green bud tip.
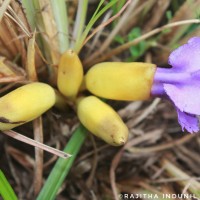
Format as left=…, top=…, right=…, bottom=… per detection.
left=77, top=96, right=129, bottom=146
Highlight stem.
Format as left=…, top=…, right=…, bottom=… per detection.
left=36, top=125, right=87, bottom=200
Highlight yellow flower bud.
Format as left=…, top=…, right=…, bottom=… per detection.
left=85, top=62, right=156, bottom=101
left=77, top=96, right=128, bottom=146
left=0, top=82, right=56, bottom=130
left=57, top=50, right=83, bottom=99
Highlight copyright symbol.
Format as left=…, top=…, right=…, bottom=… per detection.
left=118, top=194, right=123, bottom=199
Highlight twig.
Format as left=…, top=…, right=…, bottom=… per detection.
left=152, top=177, right=200, bottom=184
left=128, top=134, right=195, bottom=153
left=43, top=141, right=60, bottom=169
left=127, top=98, right=160, bottom=128
left=86, top=135, right=98, bottom=187
left=4, top=143, right=22, bottom=198
left=5, top=12, right=31, bottom=37
left=26, top=33, right=44, bottom=195
left=33, top=117, right=44, bottom=195
left=2, top=130, right=71, bottom=158
left=77, top=144, right=109, bottom=162
left=110, top=146, right=125, bottom=200
left=0, top=76, right=25, bottom=83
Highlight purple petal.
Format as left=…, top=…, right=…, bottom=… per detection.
left=176, top=108, right=199, bottom=133
left=169, top=37, right=200, bottom=72
left=164, top=83, right=200, bottom=115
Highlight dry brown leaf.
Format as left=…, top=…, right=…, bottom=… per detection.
left=0, top=19, right=18, bottom=57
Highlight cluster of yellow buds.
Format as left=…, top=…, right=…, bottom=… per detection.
left=57, top=50, right=131, bottom=146
left=1, top=38, right=197, bottom=148
left=57, top=50, right=156, bottom=146
left=0, top=49, right=156, bottom=146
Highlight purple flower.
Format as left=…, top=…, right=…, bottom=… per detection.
left=151, top=37, right=200, bottom=133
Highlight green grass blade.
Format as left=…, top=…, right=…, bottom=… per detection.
left=90, top=0, right=105, bottom=21
left=21, top=0, right=36, bottom=30
left=50, top=0, right=69, bottom=53
left=36, top=125, right=87, bottom=200
left=71, top=0, right=89, bottom=49
left=75, top=0, right=119, bottom=53
left=87, top=0, right=119, bottom=32
left=0, top=170, right=18, bottom=200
